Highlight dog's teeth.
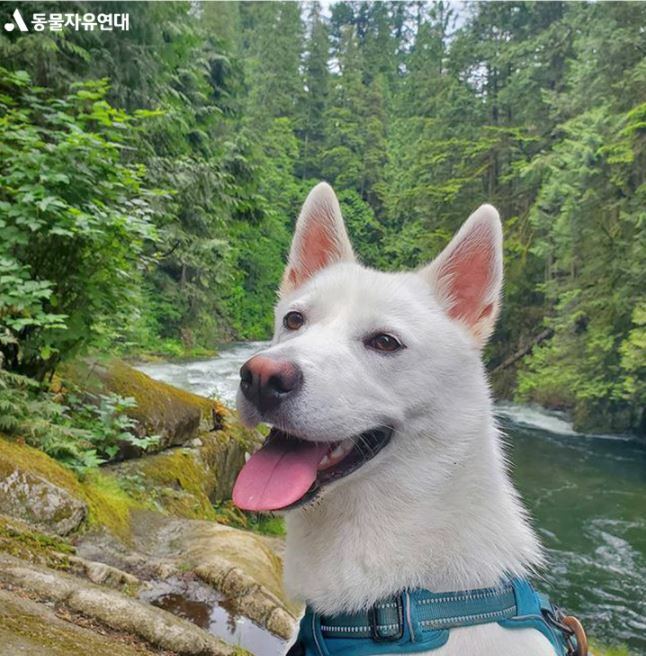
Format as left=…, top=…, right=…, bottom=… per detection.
left=244, top=452, right=251, bottom=463
left=319, top=454, right=330, bottom=467
left=330, top=445, right=345, bottom=460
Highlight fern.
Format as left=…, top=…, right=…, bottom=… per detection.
left=0, top=366, right=159, bottom=474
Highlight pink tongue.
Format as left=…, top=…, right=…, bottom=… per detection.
left=233, top=432, right=329, bottom=512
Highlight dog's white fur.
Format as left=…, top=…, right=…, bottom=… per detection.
left=237, top=183, right=554, bottom=655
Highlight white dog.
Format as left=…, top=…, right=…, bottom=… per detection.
left=233, top=183, right=582, bottom=656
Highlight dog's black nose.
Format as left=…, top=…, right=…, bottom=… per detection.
left=240, top=355, right=303, bottom=414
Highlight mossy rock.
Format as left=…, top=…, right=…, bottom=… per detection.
left=0, top=513, right=75, bottom=569
left=110, top=411, right=258, bottom=522
left=0, top=438, right=87, bottom=536
left=0, top=436, right=143, bottom=541
left=62, top=358, right=228, bottom=454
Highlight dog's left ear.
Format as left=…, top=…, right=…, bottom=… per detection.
left=280, top=182, right=355, bottom=297
left=420, top=204, right=503, bottom=347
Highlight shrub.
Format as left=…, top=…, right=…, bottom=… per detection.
left=0, top=67, right=163, bottom=379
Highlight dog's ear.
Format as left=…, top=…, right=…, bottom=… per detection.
left=280, top=182, right=355, bottom=297
left=420, top=204, right=503, bottom=346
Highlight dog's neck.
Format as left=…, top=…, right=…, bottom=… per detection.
left=283, top=410, right=543, bottom=615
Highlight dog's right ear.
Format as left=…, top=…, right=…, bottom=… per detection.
left=280, top=182, right=355, bottom=297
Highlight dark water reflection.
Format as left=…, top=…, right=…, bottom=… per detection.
left=140, top=577, right=286, bottom=656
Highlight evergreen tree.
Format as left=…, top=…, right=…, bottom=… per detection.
left=299, top=2, right=330, bottom=180
left=0, top=0, right=643, bottom=432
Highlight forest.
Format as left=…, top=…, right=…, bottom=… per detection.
left=0, top=0, right=644, bottom=441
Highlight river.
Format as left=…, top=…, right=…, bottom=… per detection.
left=138, top=342, right=646, bottom=654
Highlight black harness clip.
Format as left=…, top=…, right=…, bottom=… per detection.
left=368, top=595, right=405, bottom=642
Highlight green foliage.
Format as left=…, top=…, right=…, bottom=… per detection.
left=67, top=392, right=160, bottom=461
left=0, top=365, right=158, bottom=473
left=0, top=2, right=643, bottom=434
left=0, top=367, right=100, bottom=471
left=213, top=500, right=286, bottom=537
left=0, top=67, right=161, bottom=379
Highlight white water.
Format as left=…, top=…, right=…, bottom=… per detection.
left=137, top=341, right=268, bottom=407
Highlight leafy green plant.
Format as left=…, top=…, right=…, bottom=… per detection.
left=0, top=366, right=100, bottom=471
left=0, top=67, right=163, bottom=379
left=69, top=393, right=160, bottom=461
left=0, top=366, right=158, bottom=473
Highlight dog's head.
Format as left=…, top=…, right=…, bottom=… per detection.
left=233, top=182, right=502, bottom=513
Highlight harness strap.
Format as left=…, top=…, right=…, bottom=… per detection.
left=318, top=582, right=518, bottom=639
left=291, top=578, right=582, bottom=656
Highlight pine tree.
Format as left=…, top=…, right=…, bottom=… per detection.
left=298, top=2, right=331, bottom=180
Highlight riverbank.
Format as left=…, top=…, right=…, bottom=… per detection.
left=0, top=358, right=295, bottom=655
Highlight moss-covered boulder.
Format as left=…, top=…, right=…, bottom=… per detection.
left=0, top=439, right=88, bottom=536
left=0, top=437, right=145, bottom=542
left=62, top=359, right=228, bottom=454
left=0, top=513, right=75, bottom=571
left=110, top=415, right=257, bottom=521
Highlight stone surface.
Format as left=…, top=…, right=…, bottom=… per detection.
left=0, top=553, right=248, bottom=655
left=135, top=515, right=299, bottom=639
left=0, top=465, right=87, bottom=536
left=67, top=554, right=142, bottom=591
left=76, top=512, right=299, bottom=641
left=0, top=589, right=165, bottom=656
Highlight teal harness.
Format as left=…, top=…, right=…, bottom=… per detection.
left=287, top=578, right=580, bottom=656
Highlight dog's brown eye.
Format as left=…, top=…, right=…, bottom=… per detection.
left=366, top=333, right=403, bottom=353
left=283, top=311, right=305, bottom=331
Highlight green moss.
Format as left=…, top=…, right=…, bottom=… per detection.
left=0, top=438, right=84, bottom=498
left=81, top=471, right=144, bottom=542
left=0, top=595, right=162, bottom=656
left=106, top=360, right=224, bottom=422
left=0, top=367, right=260, bottom=539
left=0, top=436, right=145, bottom=541
left=220, top=414, right=261, bottom=451
left=0, top=514, right=74, bottom=568
left=60, top=358, right=229, bottom=421
left=134, top=449, right=217, bottom=520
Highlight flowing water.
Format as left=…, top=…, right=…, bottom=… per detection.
left=138, top=343, right=646, bottom=654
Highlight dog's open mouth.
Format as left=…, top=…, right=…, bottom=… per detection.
left=232, top=426, right=392, bottom=512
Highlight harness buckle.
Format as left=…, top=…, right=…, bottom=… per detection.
left=368, top=595, right=404, bottom=642
left=542, top=607, right=589, bottom=656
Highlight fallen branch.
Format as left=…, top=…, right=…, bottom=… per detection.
left=491, top=328, right=554, bottom=375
